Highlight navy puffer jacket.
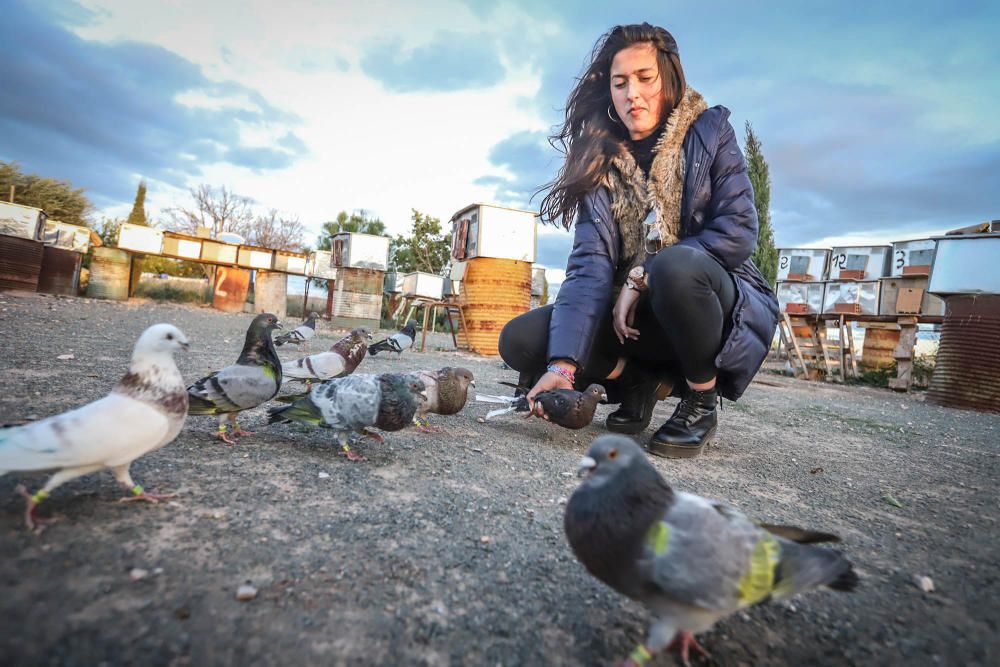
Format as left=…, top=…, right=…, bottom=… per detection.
left=548, top=105, right=779, bottom=401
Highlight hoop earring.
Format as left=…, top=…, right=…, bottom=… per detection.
left=607, top=104, right=622, bottom=125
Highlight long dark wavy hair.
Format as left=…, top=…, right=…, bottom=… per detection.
left=539, top=23, right=686, bottom=229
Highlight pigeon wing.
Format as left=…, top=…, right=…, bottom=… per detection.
left=283, top=351, right=347, bottom=381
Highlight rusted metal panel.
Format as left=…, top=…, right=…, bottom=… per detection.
left=212, top=266, right=251, bottom=312
left=926, top=295, right=1000, bottom=413
left=0, top=234, right=44, bottom=291
left=337, top=267, right=384, bottom=294
left=38, top=246, right=82, bottom=295
left=87, top=247, right=131, bottom=300
left=253, top=270, right=287, bottom=319
left=460, top=257, right=532, bottom=356
left=860, top=328, right=901, bottom=369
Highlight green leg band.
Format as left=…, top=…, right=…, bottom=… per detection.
left=628, top=644, right=653, bottom=665
left=218, top=423, right=227, bottom=433
left=31, top=490, right=50, bottom=504
left=131, top=485, right=144, bottom=496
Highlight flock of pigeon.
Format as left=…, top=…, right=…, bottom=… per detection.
left=0, top=312, right=857, bottom=666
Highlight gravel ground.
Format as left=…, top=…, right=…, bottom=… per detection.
left=0, top=292, right=997, bottom=667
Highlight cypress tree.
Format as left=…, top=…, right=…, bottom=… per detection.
left=127, top=179, right=148, bottom=226
left=744, top=122, right=778, bottom=286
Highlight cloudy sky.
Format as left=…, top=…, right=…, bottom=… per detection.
left=2, top=0, right=998, bottom=287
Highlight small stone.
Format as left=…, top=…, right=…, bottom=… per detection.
left=557, top=497, right=568, bottom=505
left=57, top=353, right=75, bottom=360
left=318, top=472, right=330, bottom=479
left=914, top=575, right=935, bottom=593
left=476, top=417, right=486, bottom=423
left=236, top=584, right=258, bottom=601
left=129, top=568, right=149, bottom=581
left=480, top=535, right=491, bottom=544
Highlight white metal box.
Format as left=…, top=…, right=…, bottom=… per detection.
left=777, top=248, right=830, bottom=281
left=828, top=246, right=892, bottom=281
left=402, top=271, right=444, bottom=300
left=0, top=201, right=46, bottom=241
left=307, top=251, right=338, bottom=280
left=927, top=234, right=1000, bottom=295
left=273, top=250, right=308, bottom=275
left=531, top=267, right=547, bottom=297
left=330, top=232, right=390, bottom=270
left=237, top=245, right=274, bottom=270
left=890, top=238, right=936, bottom=277
left=822, top=280, right=881, bottom=315
left=878, top=276, right=946, bottom=316
left=117, top=223, right=164, bottom=254
left=776, top=281, right=826, bottom=314
left=200, top=239, right=239, bottom=264
left=43, top=220, right=90, bottom=253
left=450, top=203, right=537, bottom=262
left=162, top=233, right=203, bottom=260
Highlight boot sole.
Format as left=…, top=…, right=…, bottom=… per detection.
left=647, top=426, right=716, bottom=459
left=606, top=420, right=651, bottom=435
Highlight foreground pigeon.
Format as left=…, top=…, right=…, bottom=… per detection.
left=368, top=319, right=417, bottom=357
left=412, top=367, right=475, bottom=432
left=477, top=384, right=606, bottom=429
left=267, top=373, right=426, bottom=461
left=565, top=435, right=857, bottom=666
left=0, top=324, right=190, bottom=532
left=283, top=327, right=371, bottom=383
left=274, top=312, right=318, bottom=347
left=187, top=313, right=282, bottom=444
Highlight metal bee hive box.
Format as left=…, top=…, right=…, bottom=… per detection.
left=878, top=276, right=946, bottom=317
left=306, top=251, right=338, bottom=280
left=200, top=239, right=239, bottom=265
left=383, top=271, right=404, bottom=294
left=822, top=280, right=881, bottom=315
left=273, top=250, right=308, bottom=275
left=43, top=220, right=91, bottom=253
left=450, top=203, right=537, bottom=262
left=776, top=281, right=826, bottom=314
left=330, top=233, right=390, bottom=271
left=0, top=201, right=46, bottom=241
left=402, top=271, right=444, bottom=300
left=890, top=238, right=937, bottom=277
left=237, top=245, right=275, bottom=270
left=927, top=234, right=1000, bottom=295
left=117, top=223, right=164, bottom=254
left=777, top=248, right=831, bottom=281
left=828, top=246, right=892, bottom=281
left=162, top=232, right=204, bottom=260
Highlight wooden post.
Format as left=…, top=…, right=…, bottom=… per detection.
left=325, top=279, right=335, bottom=320
left=8, top=185, right=14, bottom=203
left=302, top=278, right=310, bottom=318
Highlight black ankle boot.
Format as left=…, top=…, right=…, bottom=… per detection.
left=648, top=387, right=718, bottom=458
left=606, top=367, right=661, bottom=435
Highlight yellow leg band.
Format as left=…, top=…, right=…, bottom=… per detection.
left=218, top=424, right=227, bottom=433
left=131, top=485, right=144, bottom=496
left=31, top=490, right=50, bottom=504
left=629, top=644, right=653, bottom=665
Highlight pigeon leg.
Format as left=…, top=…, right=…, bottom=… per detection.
left=230, top=414, right=256, bottom=438
left=413, top=415, right=442, bottom=433
left=215, top=416, right=237, bottom=445
left=15, top=463, right=105, bottom=532
left=665, top=631, right=711, bottom=667
left=361, top=428, right=384, bottom=444
left=336, top=433, right=367, bottom=462
left=111, top=464, right=177, bottom=504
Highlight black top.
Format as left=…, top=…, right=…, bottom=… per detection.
left=628, top=123, right=666, bottom=177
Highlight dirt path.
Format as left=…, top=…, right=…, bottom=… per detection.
left=1, top=292, right=996, bottom=666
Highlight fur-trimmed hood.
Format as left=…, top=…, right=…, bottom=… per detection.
left=606, top=87, right=709, bottom=277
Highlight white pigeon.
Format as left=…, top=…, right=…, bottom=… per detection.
left=368, top=319, right=418, bottom=357
left=0, top=324, right=191, bottom=531
left=274, top=312, right=318, bottom=347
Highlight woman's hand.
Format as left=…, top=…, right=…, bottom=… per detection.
left=526, top=364, right=575, bottom=420
left=613, top=286, right=641, bottom=344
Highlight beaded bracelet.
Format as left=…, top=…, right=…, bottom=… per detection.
left=547, top=363, right=576, bottom=384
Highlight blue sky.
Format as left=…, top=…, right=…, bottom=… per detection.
left=2, top=0, right=998, bottom=286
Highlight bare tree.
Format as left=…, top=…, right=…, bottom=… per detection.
left=247, top=209, right=307, bottom=251
left=165, top=184, right=256, bottom=239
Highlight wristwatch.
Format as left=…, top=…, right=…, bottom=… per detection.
left=626, top=266, right=647, bottom=292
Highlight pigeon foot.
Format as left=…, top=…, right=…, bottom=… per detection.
left=119, top=487, right=178, bottom=504
left=15, top=485, right=57, bottom=534
left=666, top=631, right=710, bottom=667
left=338, top=448, right=367, bottom=462
left=215, top=430, right=238, bottom=445
left=231, top=426, right=256, bottom=437
left=362, top=429, right=385, bottom=444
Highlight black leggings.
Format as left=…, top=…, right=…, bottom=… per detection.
left=499, top=245, right=737, bottom=385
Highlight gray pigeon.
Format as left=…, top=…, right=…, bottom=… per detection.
left=187, top=313, right=283, bottom=444
left=283, top=327, right=372, bottom=383
left=368, top=319, right=417, bottom=357
left=0, top=324, right=190, bottom=532
left=565, top=435, right=857, bottom=666
left=477, top=384, right=606, bottom=429
left=267, top=373, right=426, bottom=461
left=412, top=367, right=475, bottom=432
left=274, top=312, right=318, bottom=347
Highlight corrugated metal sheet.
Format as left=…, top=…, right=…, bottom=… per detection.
left=38, top=246, right=81, bottom=295
left=331, top=267, right=383, bottom=321
left=860, top=327, right=900, bottom=369
left=213, top=266, right=251, bottom=312
left=253, top=270, right=287, bottom=319
left=926, top=295, right=1000, bottom=413
left=0, top=234, right=44, bottom=292
left=87, top=247, right=131, bottom=300
left=460, top=257, right=531, bottom=356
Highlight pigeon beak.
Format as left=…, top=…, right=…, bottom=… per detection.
left=599, top=392, right=608, bottom=404
left=577, top=456, right=597, bottom=477
left=274, top=321, right=284, bottom=329
left=470, top=380, right=476, bottom=388
left=419, top=390, right=428, bottom=400
left=180, top=341, right=191, bottom=352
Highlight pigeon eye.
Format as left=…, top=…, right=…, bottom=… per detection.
left=166, top=333, right=174, bottom=340
left=608, top=449, right=618, bottom=460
